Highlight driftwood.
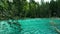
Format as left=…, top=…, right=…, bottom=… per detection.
left=50, top=22, right=60, bottom=33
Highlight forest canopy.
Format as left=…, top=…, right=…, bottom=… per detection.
left=0, top=0, right=60, bottom=20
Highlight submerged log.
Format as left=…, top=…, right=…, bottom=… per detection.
left=50, top=22, right=60, bottom=33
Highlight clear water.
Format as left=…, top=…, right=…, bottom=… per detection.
left=19, top=18, right=60, bottom=34
left=0, top=18, right=60, bottom=34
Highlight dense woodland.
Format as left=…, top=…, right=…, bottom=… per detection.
left=0, top=0, right=60, bottom=20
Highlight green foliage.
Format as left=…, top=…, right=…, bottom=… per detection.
left=0, top=0, right=60, bottom=19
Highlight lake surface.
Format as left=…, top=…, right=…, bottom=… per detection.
left=0, top=18, right=60, bottom=34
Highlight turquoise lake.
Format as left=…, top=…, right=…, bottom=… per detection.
left=0, top=18, right=60, bottom=34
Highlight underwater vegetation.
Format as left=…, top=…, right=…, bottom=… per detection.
left=7, top=20, right=22, bottom=32
left=0, top=20, right=22, bottom=34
